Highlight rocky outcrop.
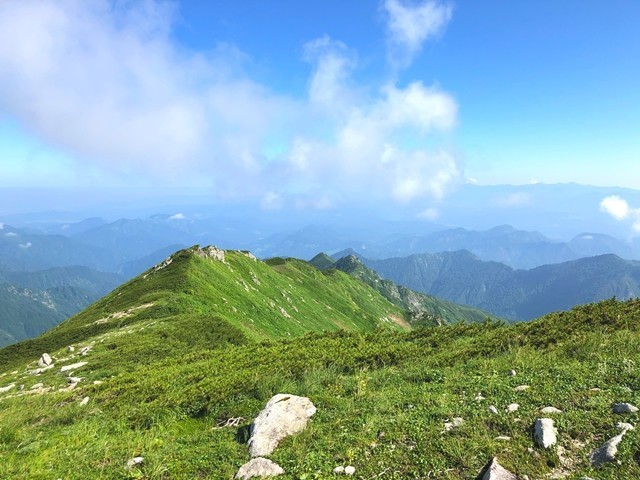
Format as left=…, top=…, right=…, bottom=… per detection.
left=235, top=458, right=284, bottom=479
left=193, top=245, right=226, bottom=262
left=248, top=394, right=316, bottom=458
left=38, top=353, right=53, bottom=367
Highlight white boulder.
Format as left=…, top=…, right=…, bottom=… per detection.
left=235, top=458, right=284, bottom=479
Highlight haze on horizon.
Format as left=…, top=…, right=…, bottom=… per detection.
left=0, top=0, right=639, bottom=224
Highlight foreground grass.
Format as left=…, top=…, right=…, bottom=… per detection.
left=1, top=298, right=639, bottom=479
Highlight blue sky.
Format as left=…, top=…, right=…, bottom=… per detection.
left=0, top=0, right=639, bottom=212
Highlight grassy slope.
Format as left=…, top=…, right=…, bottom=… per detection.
left=0, top=297, right=639, bottom=479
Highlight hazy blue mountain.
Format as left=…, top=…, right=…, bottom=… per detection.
left=117, top=243, right=188, bottom=278
left=356, top=251, right=640, bottom=321
left=0, top=266, right=123, bottom=346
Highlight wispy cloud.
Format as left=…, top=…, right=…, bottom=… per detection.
left=0, top=0, right=460, bottom=208
left=382, top=0, right=453, bottom=70
left=493, top=192, right=533, bottom=208
left=18, top=242, right=32, bottom=249
left=600, top=195, right=640, bottom=233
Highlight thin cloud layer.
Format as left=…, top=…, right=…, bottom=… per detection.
left=0, top=0, right=460, bottom=208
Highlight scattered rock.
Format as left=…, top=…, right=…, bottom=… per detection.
left=126, top=457, right=144, bottom=469
left=444, top=417, right=464, bottom=432
left=60, top=361, right=88, bottom=372
left=38, top=353, right=53, bottom=367
left=247, top=394, right=316, bottom=458
left=79, top=396, right=90, bottom=406
left=333, top=466, right=345, bottom=474
left=495, top=436, right=512, bottom=441
left=506, top=403, right=519, bottom=413
left=540, top=406, right=562, bottom=414
left=0, top=383, right=16, bottom=393
left=534, top=418, right=557, bottom=448
left=475, top=393, right=486, bottom=401
left=80, top=346, right=92, bottom=356
left=613, top=402, right=639, bottom=414
left=67, top=345, right=75, bottom=353
left=344, top=465, right=355, bottom=476
left=508, top=369, right=517, bottom=377
left=589, top=423, right=634, bottom=467
left=514, top=385, right=530, bottom=392
left=235, top=458, right=284, bottom=479
left=30, top=383, right=44, bottom=390
left=488, top=405, right=499, bottom=414
left=67, top=376, right=82, bottom=384
left=477, top=457, right=519, bottom=480
left=193, top=245, right=226, bottom=262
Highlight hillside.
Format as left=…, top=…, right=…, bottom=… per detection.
left=1, top=290, right=640, bottom=478
left=310, top=253, right=496, bottom=326
left=0, top=267, right=124, bottom=347
left=362, top=251, right=640, bottom=321
left=0, top=245, right=408, bottom=370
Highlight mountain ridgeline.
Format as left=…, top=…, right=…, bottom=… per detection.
left=310, top=253, right=494, bottom=325
left=355, top=250, right=640, bottom=321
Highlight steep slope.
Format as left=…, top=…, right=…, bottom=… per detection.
left=362, top=251, right=640, bottom=320
left=0, top=267, right=124, bottom=347
left=1, top=293, right=640, bottom=479
left=0, top=245, right=407, bottom=370
left=315, top=253, right=496, bottom=325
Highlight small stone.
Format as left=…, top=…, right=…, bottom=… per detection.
left=67, top=345, right=75, bottom=353
left=60, top=361, right=88, bottom=372
left=534, top=418, right=557, bottom=448
left=475, top=393, right=486, bottom=401
left=0, top=383, right=15, bottom=393
left=508, top=369, right=517, bottom=377
left=514, top=385, right=530, bottom=392
left=495, top=436, right=511, bottom=441
left=589, top=425, right=633, bottom=467
left=30, top=383, right=44, bottom=390
left=67, top=376, right=82, bottom=384
left=344, top=466, right=355, bottom=476
left=333, top=466, right=345, bottom=474
left=616, top=422, right=634, bottom=432
left=444, top=417, right=464, bottom=431
left=613, top=402, right=639, bottom=414
left=79, top=396, right=90, bottom=406
left=488, top=405, right=499, bottom=414
left=235, top=458, right=284, bottom=479
left=506, top=403, right=519, bottom=413
left=80, top=346, right=92, bottom=356
left=478, top=457, right=519, bottom=480
left=38, top=353, right=53, bottom=367
left=126, top=457, right=144, bottom=469
left=540, top=406, right=562, bottom=414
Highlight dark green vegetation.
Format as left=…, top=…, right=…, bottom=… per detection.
left=2, top=291, right=640, bottom=478
left=361, top=250, right=640, bottom=321
left=0, top=267, right=123, bottom=347
left=311, top=253, right=495, bottom=326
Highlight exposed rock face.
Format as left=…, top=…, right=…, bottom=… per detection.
left=534, top=418, right=557, bottom=448
left=38, top=353, right=52, bottom=367
left=235, top=458, right=284, bottom=479
left=248, top=394, right=316, bottom=458
left=613, top=402, right=639, bottom=414
left=478, top=457, right=519, bottom=480
left=589, top=423, right=634, bottom=466
left=193, top=245, right=226, bottom=262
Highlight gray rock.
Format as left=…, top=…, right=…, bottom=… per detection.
left=506, top=403, right=519, bottom=413
left=248, top=394, right=316, bottom=457
left=540, top=406, right=562, bottom=414
left=79, top=396, right=90, bottom=406
left=478, top=457, right=519, bottom=480
left=0, top=383, right=15, bottom=393
left=126, top=457, right=144, bottom=469
left=60, top=361, right=87, bottom=372
left=488, top=405, right=499, bottom=414
left=38, top=353, right=53, bottom=367
left=67, top=376, right=82, bottom=384
left=444, top=417, right=464, bottom=431
left=514, top=385, right=530, bottom=392
left=344, top=465, right=355, bottom=475
left=612, top=402, right=638, bottom=414
left=589, top=422, right=634, bottom=466
left=235, top=457, right=284, bottom=479
left=333, top=466, right=345, bottom=474
left=534, top=418, right=557, bottom=448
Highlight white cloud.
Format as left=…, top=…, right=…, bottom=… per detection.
left=600, top=195, right=630, bottom=220
left=5, top=232, right=18, bottom=237
left=600, top=195, right=640, bottom=234
left=418, top=207, right=440, bottom=220
left=0, top=0, right=460, bottom=207
left=0, top=222, right=3, bottom=229
left=168, top=213, right=185, bottom=220
left=383, top=0, right=453, bottom=69
left=18, top=242, right=32, bottom=249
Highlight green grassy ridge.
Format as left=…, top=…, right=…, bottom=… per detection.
left=326, top=253, right=497, bottom=326
left=1, top=298, right=639, bottom=478
left=0, top=246, right=407, bottom=371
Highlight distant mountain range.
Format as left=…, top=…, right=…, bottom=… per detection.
left=346, top=250, right=640, bottom=321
